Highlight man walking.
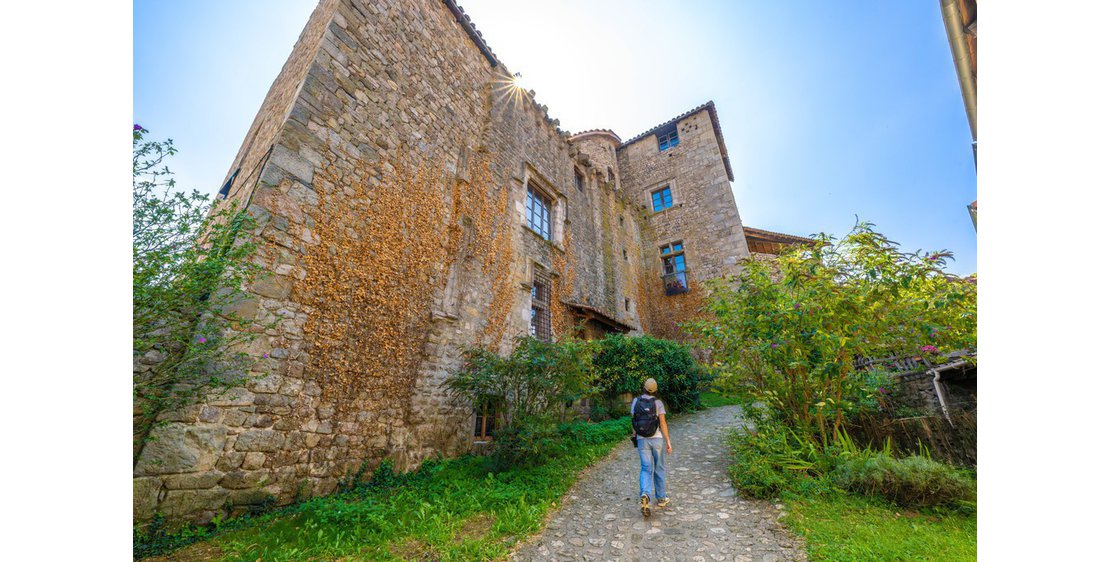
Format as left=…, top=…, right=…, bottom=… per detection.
left=631, top=378, right=672, bottom=516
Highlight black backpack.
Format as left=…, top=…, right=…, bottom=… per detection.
left=632, top=395, right=659, bottom=438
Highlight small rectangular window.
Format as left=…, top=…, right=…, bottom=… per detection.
left=474, top=400, right=497, bottom=440
left=526, top=184, right=552, bottom=240
left=574, top=169, right=584, bottom=192
left=657, top=123, right=679, bottom=151
left=607, top=167, right=614, bottom=183
left=530, top=268, right=553, bottom=341
left=651, top=186, right=673, bottom=212
left=625, top=298, right=631, bottom=312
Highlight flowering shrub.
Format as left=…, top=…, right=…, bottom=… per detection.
left=694, top=220, right=976, bottom=447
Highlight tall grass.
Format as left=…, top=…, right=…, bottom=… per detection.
left=135, top=418, right=630, bottom=561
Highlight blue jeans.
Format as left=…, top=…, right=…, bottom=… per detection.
left=637, top=436, right=666, bottom=499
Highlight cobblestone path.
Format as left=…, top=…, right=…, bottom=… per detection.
left=510, top=405, right=806, bottom=562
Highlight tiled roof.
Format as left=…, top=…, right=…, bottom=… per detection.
left=618, top=101, right=734, bottom=181
left=742, top=226, right=815, bottom=245
left=442, top=1, right=500, bottom=67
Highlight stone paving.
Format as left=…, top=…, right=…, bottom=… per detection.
left=510, top=405, right=806, bottom=562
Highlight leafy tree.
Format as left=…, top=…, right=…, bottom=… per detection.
left=694, top=220, right=976, bottom=447
left=132, top=125, right=263, bottom=461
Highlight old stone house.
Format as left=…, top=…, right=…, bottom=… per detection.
left=134, top=0, right=758, bottom=524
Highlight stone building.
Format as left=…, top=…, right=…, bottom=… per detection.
left=134, top=0, right=754, bottom=524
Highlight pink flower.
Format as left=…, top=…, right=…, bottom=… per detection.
left=921, top=345, right=938, bottom=353
left=771, top=343, right=779, bottom=349
left=197, top=337, right=207, bottom=344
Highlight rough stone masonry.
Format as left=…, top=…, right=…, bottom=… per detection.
left=134, top=0, right=753, bottom=525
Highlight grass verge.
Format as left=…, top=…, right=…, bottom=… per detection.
left=136, top=417, right=630, bottom=561
left=781, top=492, right=976, bottom=561
left=699, top=391, right=746, bottom=408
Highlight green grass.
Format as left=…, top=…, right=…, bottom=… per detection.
left=781, top=492, right=976, bottom=561
left=699, top=391, right=746, bottom=408
left=136, top=417, right=630, bottom=561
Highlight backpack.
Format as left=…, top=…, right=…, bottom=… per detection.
left=632, top=395, right=659, bottom=438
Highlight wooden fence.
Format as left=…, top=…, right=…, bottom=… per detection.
left=846, top=410, right=977, bottom=468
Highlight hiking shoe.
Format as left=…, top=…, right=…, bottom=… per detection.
left=656, top=497, right=671, bottom=508
left=640, top=494, right=651, bottom=517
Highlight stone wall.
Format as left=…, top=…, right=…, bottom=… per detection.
left=134, top=0, right=753, bottom=526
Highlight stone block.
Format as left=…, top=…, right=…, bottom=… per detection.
left=234, top=429, right=286, bottom=452
left=252, top=273, right=293, bottom=300
left=134, top=424, right=227, bottom=475
left=164, top=471, right=224, bottom=490
left=160, top=489, right=228, bottom=520
left=243, top=452, right=267, bottom=470
left=133, top=477, right=162, bottom=523
left=220, top=470, right=271, bottom=490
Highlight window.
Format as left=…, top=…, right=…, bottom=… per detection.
left=657, top=123, right=679, bottom=151
left=574, top=169, right=584, bottom=192
left=218, top=168, right=240, bottom=199
left=651, top=186, right=674, bottom=212
left=622, top=248, right=628, bottom=261
left=661, top=241, right=689, bottom=295
left=607, top=167, right=614, bottom=183
left=530, top=268, right=553, bottom=341
left=474, top=400, right=496, bottom=440
left=526, top=183, right=552, bottom=240
left=619, top=215, right=625, bottom=227
left=625, top=298, right=631, bottom=312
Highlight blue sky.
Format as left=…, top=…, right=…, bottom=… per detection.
left=134, top=0, right=977, bottom=275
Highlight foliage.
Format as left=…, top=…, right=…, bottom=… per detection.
left=832, top=453, right=976, bottom=509
left=592, top=333, right=706, bottom=413
left=132, top=125, right=263, bottom=459
left=725, top=422, right=834, bottom=500
left=134, top=418, right=630, bottom=561
left=444, top=336, right=596, bottom=470
left=782, top=493, right=977, bottom=561
left=695, top=220, right=977, bottom=447
left=300, top=147, right=513, bottom=411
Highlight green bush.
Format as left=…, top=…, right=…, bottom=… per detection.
left=833, top=453, right=975, bottom=508
left=725, top=423, right=832, bottom=499
left=593, top=334, right=706, bottom=413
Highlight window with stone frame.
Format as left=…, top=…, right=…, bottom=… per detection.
left=656, top=123, right=679, bottom=151
left=660, top=241, right=689, bottom=295
left=574, top=168, right=585, bottom=192
left=526, top=183, right=552, bottom=240
left=474, top=399, right=497, bottom=441
left=530, top=267, right=553, bottom=341
left=651, top=185, right=674, bottom=212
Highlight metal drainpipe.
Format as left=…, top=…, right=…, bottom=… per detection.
left=928, top=359, right=967, bottom=426
left=940, top=0, right=976, bottom=143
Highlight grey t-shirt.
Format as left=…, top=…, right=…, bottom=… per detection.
left=631, top=395, right=666, bottom=439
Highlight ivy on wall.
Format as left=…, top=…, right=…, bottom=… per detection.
left=298, top=146, right=515, bottom=411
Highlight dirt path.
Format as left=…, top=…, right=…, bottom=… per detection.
left=509, top=405, right=806, bottom=562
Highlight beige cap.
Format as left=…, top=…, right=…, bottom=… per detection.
left=643, top=378, right=658, bottom=393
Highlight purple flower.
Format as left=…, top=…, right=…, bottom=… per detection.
left=134, top=124, right=142, bottom=131
left=263, top=353, right=269, bottom=359
left=793, top=303, right=801, bottom=309
left=771, top=343, right=779, bottom=349
left=879, top=387, right=887, bottom=394
left=197, top=337, right=207, bottom=344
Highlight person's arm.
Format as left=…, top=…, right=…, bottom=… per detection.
left=659, top=414, right=672, bottom=454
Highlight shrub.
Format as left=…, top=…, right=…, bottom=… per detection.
left=693, top=220, right=977, bottom=446
left=726, top=422, right=832, bottom=499
left=833, top=453, right=975, bottom=508
left=593, top=334, right=706, bottom=413
left=444, top=337, right=595, bottom=470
